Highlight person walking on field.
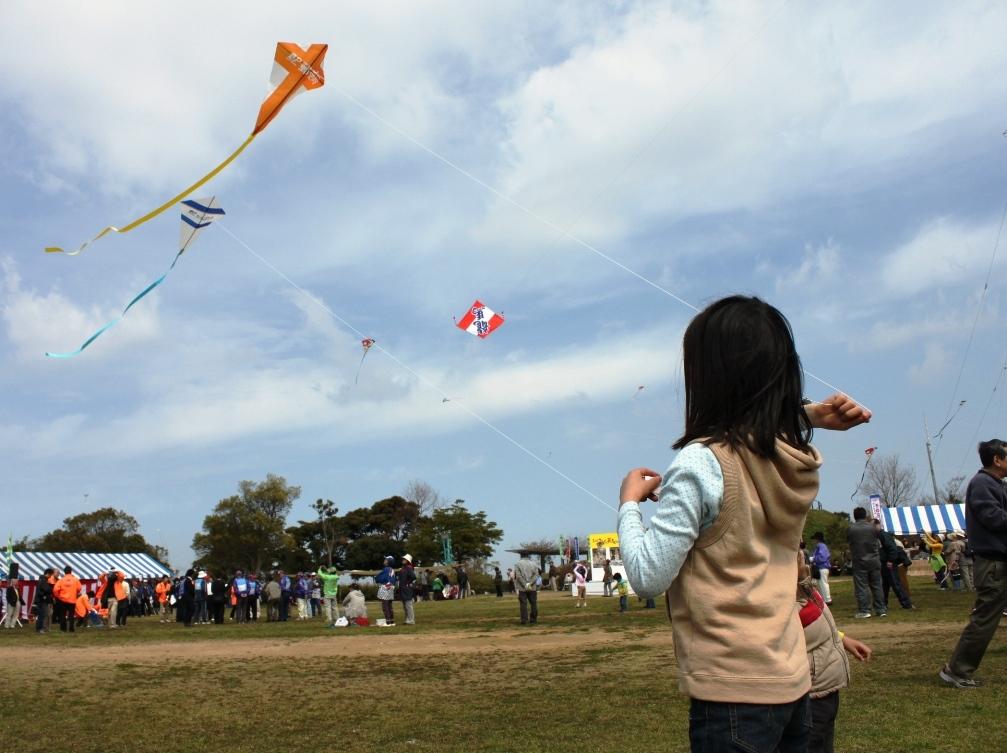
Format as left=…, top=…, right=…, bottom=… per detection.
left=602, top=559, right=614, bottom=597
left=494, top=567, right=504, bottom=598
left=940, top=439, right=1007, bottom=688
left=617, top=296, right=870, bottom=753
left=810, top=532, right=832, bottom=604
left=513, top=556, right=540, bottom=625
left=847, top=507, right=885, bottom=618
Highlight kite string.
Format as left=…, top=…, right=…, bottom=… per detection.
left=216, top=222, right=619, bottom=514
left=937, top=196, right=1007, bottom=439
left=329, top=86, right=869, bottom=412
left=513, top=0, right=791, bottom=290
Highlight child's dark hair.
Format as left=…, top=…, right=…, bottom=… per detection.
left=673, top=295, right=811, bottom=458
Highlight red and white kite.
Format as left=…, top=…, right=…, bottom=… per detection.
left=456, top=300, right=505, bottom=339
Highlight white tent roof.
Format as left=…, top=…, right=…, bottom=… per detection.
left=0, top=551, right=171, bottom=580
left=880, top=503, right=966, bottom=536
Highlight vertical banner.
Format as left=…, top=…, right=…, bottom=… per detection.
left=869, top=494, right=883, bottom=525
left=557, top=536, right=565, bottom=563
left=574, top=537, right=581, bottom=561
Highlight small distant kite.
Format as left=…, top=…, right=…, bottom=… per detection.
left=45, top=42, right=327, bottom=256
left=850, top=446, right=878, bottom=501
left=632, top=385, right=645, bottom=398
left=456, top=300, right=505, bottom=339
left=355, top=338, right=375, bottom=385
left=45, top=197, right=224, bottom=358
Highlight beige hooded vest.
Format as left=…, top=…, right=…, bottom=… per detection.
left=667, top=439, right=821, bottom=703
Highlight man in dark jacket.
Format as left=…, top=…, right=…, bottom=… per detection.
left=941, top=439, right=1007, bottom=688
left=875, top=520, right=913, bottom=609
left=847, top=507, right=885, bottom=618
left=34, top=568, right=55, bottom=634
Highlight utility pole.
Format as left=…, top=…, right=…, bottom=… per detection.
left=923, top=414, right=941, bottom=505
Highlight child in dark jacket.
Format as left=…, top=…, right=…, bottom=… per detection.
left=797, top=552, right=872, bottom=753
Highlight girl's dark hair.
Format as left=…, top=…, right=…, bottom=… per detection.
left=673, top=295, right=811, bottom=458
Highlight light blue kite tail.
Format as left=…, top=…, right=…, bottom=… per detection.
left=45, top=250, right=184, bottom=358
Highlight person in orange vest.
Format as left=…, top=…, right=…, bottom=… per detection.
left=74, top=590, right=91, bottom=628
left=155, top=576, right=171, bottom=623
left=97, top=570, right=127, bottom=628
left=53, top=566, right=82, bottom=633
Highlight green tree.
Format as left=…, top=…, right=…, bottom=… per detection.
left=192, top=474, right=300, bottom=573
left=341, top=496, right=421, bottom=569
left=802, top=508, right=851, bottom=566
left=28, top=507, right=168, bottom=564
left=407, top=500, right=503, bottom=565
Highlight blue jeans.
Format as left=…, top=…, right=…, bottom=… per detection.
left=689, top=695, right=810, bottom=753
left=619, top=595, right=628, bottom=612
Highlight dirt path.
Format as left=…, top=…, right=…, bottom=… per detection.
left=0, top=627, right=670, bottom=669
left=0, top=618, right=968, bottom=670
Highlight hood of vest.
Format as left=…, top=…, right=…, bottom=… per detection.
left=733, top=439, right=822, bottom=533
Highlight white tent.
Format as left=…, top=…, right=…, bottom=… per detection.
left=880, top=504, right=966, bottom=536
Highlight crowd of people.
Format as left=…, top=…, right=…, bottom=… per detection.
left=0, top=555, right=497, bottom=632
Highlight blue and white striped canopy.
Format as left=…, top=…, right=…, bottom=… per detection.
left=880, top=504, right=966, bottom=536
left=0, top=551, right=171, bottom=580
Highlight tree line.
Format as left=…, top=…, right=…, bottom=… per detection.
left=17, top=476, right=503, bottom=574
left=860, top=453, right=964, bottom=508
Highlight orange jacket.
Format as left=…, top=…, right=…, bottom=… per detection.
left=54, top=574, right=82, bottom=604
left=155, top=581, right=170, bottom=604
left=112, top=572, right=127, bottom=601
left=75, top=593, right=90, bottom=618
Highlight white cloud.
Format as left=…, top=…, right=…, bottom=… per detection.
left=775, top=239, right=842, bottom=292
left=6, top=319, right=681, bottom=460
left=480, top=2, right=1007, bottom=247
left=0, top=257, right=160, bottom=361
left=909, top=342, right=951, bottom=383
left=879, top=217, right=1001, bottom=297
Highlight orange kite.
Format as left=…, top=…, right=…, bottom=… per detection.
left=46, top=42, right=327, bottom=255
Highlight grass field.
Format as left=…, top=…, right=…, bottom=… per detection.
left=1, top=578, right=1004, bottom=753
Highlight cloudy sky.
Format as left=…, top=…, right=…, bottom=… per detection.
left=3, top=1, right=1006, bottom=568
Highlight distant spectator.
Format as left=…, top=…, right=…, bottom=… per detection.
left=602, top=559, right=614, bottom=597
left=613, top=572, right=629, bottom=612
left=34, top=568, right=55, bottom=634
left=494, top=567, right=504, bottom=598
left=573, top=561, right=588, bottom=608
left=875, top=520, right=913, bottom=610
left=847, top=507, right=885, bottom=618
left=811, top=532, right=832, bottom=604
left=278, top=570, right=291, bottom=621
left=375, top=557, right=397, bottom=625
left=513, top=556, right=541, bottom=625
left=399, top=555, right=417, bottom=625
left=210, top=573, right=227, bottom=625
left=263, top=575, right=282, bottom=622
left=342, top=583, right=367, bottom=622
left=53, top=566, right=81, bottom=633
left=4, top=579, right=20, bottom=628
left=456, top=567, right=469, bottom=599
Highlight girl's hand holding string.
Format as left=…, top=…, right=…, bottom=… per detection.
left=619, top=467, right=663, bottom=506
left=804, top=393, right=872, bottom=431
